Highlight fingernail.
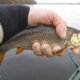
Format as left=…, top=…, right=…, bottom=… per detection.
left=56, top=25, right=67, bottom=39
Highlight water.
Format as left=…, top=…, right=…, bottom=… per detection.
left=0, top=49, right=79, bottom=80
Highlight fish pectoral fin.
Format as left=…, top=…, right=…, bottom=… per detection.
left=0, top=52, right=5, bottom=64
left=16, top=47, right=24, bottom=55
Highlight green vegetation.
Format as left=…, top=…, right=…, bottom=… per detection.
left=0, top=0, right=36, bottom=4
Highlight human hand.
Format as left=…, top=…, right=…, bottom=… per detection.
left=28, top=7, right=80, bottom=56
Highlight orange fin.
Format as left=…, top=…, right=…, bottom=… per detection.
left=0, top=52, right=5, bottom=64
left=16, top=47, right=24, bottom=55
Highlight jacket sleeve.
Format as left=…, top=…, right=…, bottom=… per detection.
left=0, top=5, right=30, bottom=45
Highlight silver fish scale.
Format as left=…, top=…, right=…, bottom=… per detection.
left=25, top=31, right=65, bottom=46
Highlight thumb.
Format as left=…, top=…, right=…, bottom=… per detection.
left=56, top=22, right=67, bottom=39
left=48, top=12, right=67, bottom=39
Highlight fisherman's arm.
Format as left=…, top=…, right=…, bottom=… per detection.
left=0, top=5, right=30, bottom=44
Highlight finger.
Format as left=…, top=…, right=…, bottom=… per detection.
left=52, top=45, right=62, bottom=54
left=71, top=47, right=80, bottom=55
left=48, top=12, right=67, bottom=39
left=53, top=14, right=67, bottom=39
left=41, top=43, right=54, bottom=57
left=32, top=41, right=43, bottom=56
left=56, top=23, right=67, bottom=39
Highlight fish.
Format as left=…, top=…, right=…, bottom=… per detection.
left=0, top=25, right=80, bottom=64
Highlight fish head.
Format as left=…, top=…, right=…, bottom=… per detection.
left=68, top=33, right=80, bottom=48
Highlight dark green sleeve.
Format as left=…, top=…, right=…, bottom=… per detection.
left=0, top=5, right=30, bottom=44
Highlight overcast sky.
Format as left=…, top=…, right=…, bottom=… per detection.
left=35, top=0, right=80, bottom=3
left=31, top=4, right=80, bottom=30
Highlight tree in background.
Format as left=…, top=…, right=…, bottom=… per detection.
left=0, top=0, right=36, bottom=4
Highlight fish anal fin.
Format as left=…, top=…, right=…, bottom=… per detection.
left=16, top=47, right=24, bottom=55
left=0, top=52, right=5, bottom=64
